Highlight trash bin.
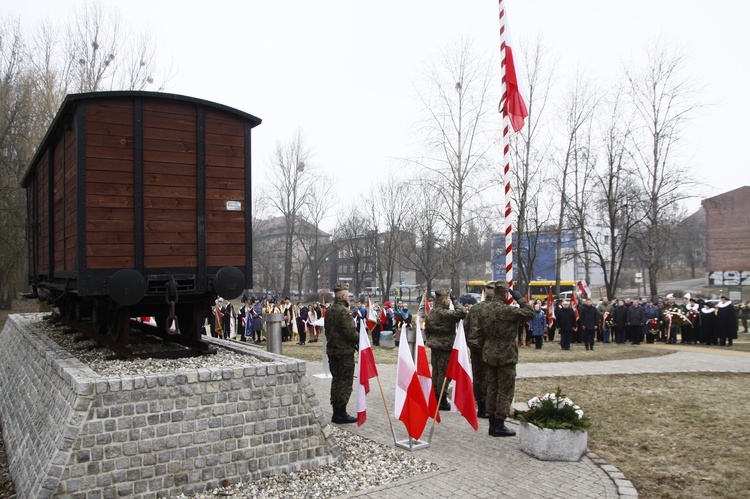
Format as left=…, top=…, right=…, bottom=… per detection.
left=379, top=330, right=395, bottom=349
left=265, top=313, right=283, bottom=354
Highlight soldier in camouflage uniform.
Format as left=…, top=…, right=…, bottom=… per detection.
left=325, top=282, right=359, bottom=424
left=464, top=281, right=495, bottom=418
left=425, top=289, right=466, bottom=410
left=481, top=280, right=535, bottom=437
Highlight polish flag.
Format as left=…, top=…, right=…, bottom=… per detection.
left=366, top=296, right=379, bottom=331
left=501, top=7, right=529, bottom=132
left=356, top=320, right=379, bottom=426
left=414, top=316, right=440, bottom=422
left=571, top=289, right=580, bottom=322
left=425, top=295, right=432, bottom=314
left=395, top=324, right=430, bottom=440
left=445, top=321, right=478, bottom=430
left=525, top=288, right=531, bottom=303
left=577, top=280, right=591, bottom=299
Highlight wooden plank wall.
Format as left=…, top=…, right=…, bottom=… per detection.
left=85, top=101, right=135, bottom=269
left=64, top=126, right=77, bottom=270
left=36, top=151, right=50, bottom=273
left=205, top=110, right=246, bottom=268
left=53, top=139, right=65, bottom=270
left=142, top=100, right=198, bottom=268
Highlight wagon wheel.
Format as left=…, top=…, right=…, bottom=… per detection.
left=92, top=307, right=111, bottom=335
left=107, top=309, right=130, bottom=343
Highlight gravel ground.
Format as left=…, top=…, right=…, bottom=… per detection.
left=0, top=314, right=440, bottom=498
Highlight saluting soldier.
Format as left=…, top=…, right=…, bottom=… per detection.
left=425, top=289, right=466, bottom=410
left=325, top=282, right=359, bottom=424
left=464, top=281, right=495, bottom=418
left=481, top=280, right=534, bottom=437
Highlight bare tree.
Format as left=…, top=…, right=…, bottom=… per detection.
left=625, top=40, right=699, bottom=298
left=264, top=130, right=316, bottom=297
left=296, top=176, right=336, bottom=293
left=401, top=180, right=447, bottom=301
left=581, top=88, right=643, bottom=299
left=553, top=70, right=597, bottom=294
left=414, top=38, right=499, bottom=293
left=333, top=208, right=374, bottom=296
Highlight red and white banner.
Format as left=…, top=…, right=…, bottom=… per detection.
left=366, top=296, right=378, bottom=331
left=445, top=321, right=478, bottom=430
left=501, top=8, right=529, bottom=133
left=395, top=324, right=429, bottom=440
left=577, top=280, right=591, bottom=299
left=546, top=288, right=555, bottom=327
left=356, top=320, right=379, bottom=426
left=415, top=315, right=440, bottom=422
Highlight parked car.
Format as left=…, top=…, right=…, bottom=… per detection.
left=460, top=293, right=482, bottom=305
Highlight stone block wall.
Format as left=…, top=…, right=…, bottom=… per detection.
left=0, top=314, right=339, bottom=498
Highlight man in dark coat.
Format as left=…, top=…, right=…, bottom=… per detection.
left=325, top=283, right=359, bottom=424
left=716, top=296, right=738, bottom=346
left=555, top=300, right=577, bottom=351
left=425, top=289, right=466, bottom=410
left=578, top=298, right=599, bottom=351
left=613, top=299, right=628, bottom=344
left=627, top=299, right=646, bottom=345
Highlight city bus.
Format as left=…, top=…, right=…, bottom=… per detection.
left=466, top=280, right=488, bottom=294
left=528, top=280, right=576, bottom=301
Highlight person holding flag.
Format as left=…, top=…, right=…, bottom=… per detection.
left=481, top=280, right=534, bottom=437
left=425, top=289, right=466, bottom=411
left=324, top=282, right=360, bottom=424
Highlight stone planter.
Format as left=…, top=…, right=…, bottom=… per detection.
left=518, top=422, right=588, bottom=462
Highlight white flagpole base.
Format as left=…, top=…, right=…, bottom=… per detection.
left=394, top=437, right=431, bottom=451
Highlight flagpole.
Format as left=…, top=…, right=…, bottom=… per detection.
left=499, top=0, right=514, bottom=295
left=429, top=377, right=449, bottom=434
left=374, top=374, right=399, bottom=445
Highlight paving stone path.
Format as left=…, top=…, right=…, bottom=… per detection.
left=306, top=344, right=750, bottom=498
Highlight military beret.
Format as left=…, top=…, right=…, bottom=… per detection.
left=494, top=280, right=510, bottom=291
left=332, top=282, right=349, bottom=292
left=434, top=288, right=450, bottom=297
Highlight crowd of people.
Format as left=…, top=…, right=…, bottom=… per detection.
left=518, top=292, right=742, bottom=349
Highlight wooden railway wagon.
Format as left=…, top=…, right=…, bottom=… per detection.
left=21, top=91, right=261, bottom=348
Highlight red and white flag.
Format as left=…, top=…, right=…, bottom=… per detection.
left=425, top=295, right=432, bottom=314
left=395, top=324, right=430, bottom=440
left=577, top=280, right=591, bottom=299
left=501, top=7, right=529, bottom=132
left=415, top=316, right=440, bottom=422
left=546, top=288, right=556, bottom=327
left=356, top=320, right=379, bottom=426
left=366, top=296, right=379, bottom=331
left=445, top=321, right=478, bottom=431
left=571, top=289, right=580, bottom=322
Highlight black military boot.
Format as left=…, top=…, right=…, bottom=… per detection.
left=331, top=406, right=357, bottom=424
left=477, top=401, right=488, bottom=419
left=489, top=417, right=516, bottom=437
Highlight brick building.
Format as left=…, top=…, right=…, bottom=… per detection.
left=701, top=186, right=750, bottom=290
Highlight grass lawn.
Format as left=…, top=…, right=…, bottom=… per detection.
left=516, top=372, right=750, bottom=499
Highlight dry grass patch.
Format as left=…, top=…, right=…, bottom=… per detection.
left=515, top=372, right=750, bottom=499
left=517, top=341, right=671, bottom=363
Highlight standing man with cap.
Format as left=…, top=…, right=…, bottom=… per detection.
left=325, top=282, right=359, bottom=424
left=425, top=289, right=466, bottom=410
left=481, top=280, right=534, bottom=437
left=464, top=281, right=495, bottom=418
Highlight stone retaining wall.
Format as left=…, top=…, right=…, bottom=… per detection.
left=0, top=314, right=339, bottom=498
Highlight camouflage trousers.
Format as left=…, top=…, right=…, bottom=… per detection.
left=470, top=346, right=486, bottom=403
left=485, top=363, right=516, bottom=419
left=328, top=354, right=355, bottom=408
left=431, top=349, right=451, bottom=403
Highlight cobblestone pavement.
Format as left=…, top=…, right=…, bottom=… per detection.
left=307, top=344, right=750, bottom=498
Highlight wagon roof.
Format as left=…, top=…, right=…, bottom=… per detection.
left=22, top=91, right=262, bottom=187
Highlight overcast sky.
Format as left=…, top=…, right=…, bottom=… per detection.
left=9, top=0, right=749, bottom=229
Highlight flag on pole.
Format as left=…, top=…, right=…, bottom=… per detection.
left=445, top=321, right=478, bottom=430
left=425, top=295, right=432, bottom=314
left=502, top=9, right=529, bottom=132
left=571, top=289, right=580, bottom=322
left=577, top=280, right=591, bottom=299
left=546, top=288, right=555, bottom=327
left=356, top=320, right=379, bottom=426
left=395, top=324, right=430, bottom=439
left=525, top=288, right=531, bottom=303
left=366, top=296, right=379, bottom=331
left=414, top=315, right=440, bottom=422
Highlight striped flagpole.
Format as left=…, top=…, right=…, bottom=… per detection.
left=499, top=0, right=514, bottom=294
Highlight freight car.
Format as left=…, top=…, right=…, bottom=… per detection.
left=21, top=91, right=261, bottom=356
